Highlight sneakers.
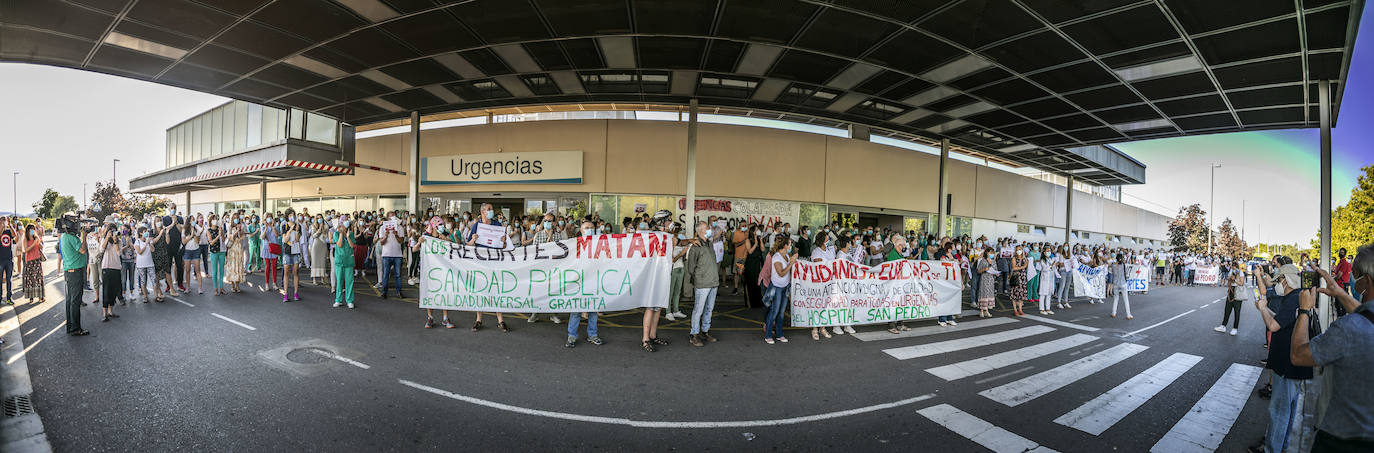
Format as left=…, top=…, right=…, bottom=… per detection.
left=1230, top=328, right=1238, bottom=336
left=443, top=319, right=455, bottom=329
left=550, top=315, right=561, bottom=324
left=293, top=293, right=301, bottom=301
left=588, top=336, right=603, bottom=346
left=425, top=318, right=435, bottom=329
left=843, top=325, right=857, bottom=334
left=333, top=302, right=342, bottom=308
left=937, top=321, right=948, bottom=327
left=1214, top=325, right=1227, bottom=333
left=764, top=338, right=776, bottom=345
left=565, top=337, right=577, bottom=348
left=946, top=320, right=957, bottom=327
left=689, top=334, right=704, bottom=347
left=347, top=303, right=355, bottom=309
left=282, top=295, right=290, bottom=303
left=407, top=277, right=418, bottom=285
left=832, top=326, right=843, bottom=335
left=527, top=314, right=538, bottom=323
left=671, top=311, right=687, bottom=319
left=663, top=313, right=678, bottom=321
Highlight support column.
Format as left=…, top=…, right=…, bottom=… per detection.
left=408, top=111, right=421, bottom=215
left=684, top=100, right=699, bottom=229
left=1064, top=175, right=1074, bottom=245
left=936, top=139, right=949, bottom=238
left=259, top=181, right=267, bottom=215
left=1318, top=80, right=1333, bottom=329
left=185, top=191, right=192, bottom=216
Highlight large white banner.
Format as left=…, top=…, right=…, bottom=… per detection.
left=418, top=233, right=670, bottom=312
left=1124, top=265, right=1151, bottom=293
left=1194, top=266, right=1220, bottom=285
left=1073, top=264, right=1107, bottom=299
left=789, top=259, right=963, bottom=327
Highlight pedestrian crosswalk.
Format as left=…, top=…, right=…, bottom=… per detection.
left=869, top=317, right=1263, bottom=451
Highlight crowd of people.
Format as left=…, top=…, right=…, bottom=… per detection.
left=13, top=201, right=1372, bottom=450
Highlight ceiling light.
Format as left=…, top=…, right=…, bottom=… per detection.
left=826, top=63, right=881, bottom=91
left=1114, top=55, right=1202, bottom=82
left=334, top=0, right=399, bottom=22
left=736, top=44, right=784, bottom=76
left=102, top=31, right=186, bottom=59
left=921, top=54, right=992, bottom=84
left=1112, top=118, right=1172, bottom=132
left=284, top=55, right=347, bottom=79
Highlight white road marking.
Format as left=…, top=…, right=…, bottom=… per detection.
left=399, top=379, right=934, bottom=428
left=882, top=325, right=1055, bottom=360
left=980, top=343, right=1149, bottom=407
left=1055, top=352, right=1203, bottom=435
left=851, top=317, right=1017, bottom=342
left=311, top=349, right=370, bottom=369
left=916, top=404, right=1061, bottom=453
left=210, top=313, right=256, bottom=330
left=926, top=333, right=1097, bottom=381
left=973, top=366, right=1035, bottom=385
left=1199, top=303, right=1210, bottom=309
left=170, top=297, right=194, bottom=307
left=1019, top=314, right=1100, bottom=332
left=1067, top=343, right=1106, bottom=356
left=1150, top=363, right=1264, bottom=453
left=1125, top=310, right=1197, bottom=336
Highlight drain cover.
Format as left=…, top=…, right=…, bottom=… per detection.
left=4, top=394, right=35, bottom=417
left=285, top=347, right=333, bottom=365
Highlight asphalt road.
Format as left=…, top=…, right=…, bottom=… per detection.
left=11, top=249, right=1274, bottom=452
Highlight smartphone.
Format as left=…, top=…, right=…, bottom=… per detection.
left=1300, top=270, right=1320, bottom=289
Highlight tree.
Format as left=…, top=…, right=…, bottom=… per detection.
left=49, top=195, right=78, bottom=218
left=31, top=189, right=61, bottom=218
left=1167, top=203, right=1209, bottom=254
left=86, top=181, right=127, bottom=221
left=125, top=193, right=171, bottom=219
left=1310, top=165, right=1374, bottom=257
left=1215, top=218, right=1249, bottom=258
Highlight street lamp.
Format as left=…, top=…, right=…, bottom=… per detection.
left=1209, top=163, right=1222, bottom=254
left=11, top=172, right=17, bottom=216
left=113, top=158, right=120, bottom=189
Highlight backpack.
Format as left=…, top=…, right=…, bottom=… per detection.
left=759, top=252, right=774, bottom=287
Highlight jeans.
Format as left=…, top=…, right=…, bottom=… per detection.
left=64, top=268, right=84, bottom=333
left=381, top=256, right=402, bottom=296
left=209, top=252, right=226, bottom=290
left=121, top=261, right=135, bottom=292
left=1056, top=271, right=1071, bottom=302
left=1186, top=270, right=1195, bottom=286
left=690, top=287, right=717, bottom=334
left=334, top=264, right=354, bottom=304
left=567, top=311, right=598, bottom=339
left=200, top=244, right=209, bottom=274
left=668, top=267, right=684, bottom=313
left=763, top=284, right=788, bottom=339
left=1267, top=376, right=1309, bottom=453
left=1111, top=289, right=1131, bottom=317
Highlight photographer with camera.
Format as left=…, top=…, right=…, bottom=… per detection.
left=97, top=223, right=122, bottom=322
left=1289, top=243, right=1374, bottom=452
left=58, top=215, right=91, bottom=336
left=1249, top=257, right=1314, bottom=453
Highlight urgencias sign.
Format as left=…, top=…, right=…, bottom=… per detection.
left=420, top=151, right=583, bottom=185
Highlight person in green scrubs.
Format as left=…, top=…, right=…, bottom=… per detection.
left=332, top=219, right=355, bottom=308
left=246, top=216, right=261, bottom=274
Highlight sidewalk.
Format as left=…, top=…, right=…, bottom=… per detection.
left=0, top=254, right=53, bottom=453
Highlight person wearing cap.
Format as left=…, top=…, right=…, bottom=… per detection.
left=1290, top=243, right=1374, bottom=451
left=1249, top=258, right=1313, bottom=453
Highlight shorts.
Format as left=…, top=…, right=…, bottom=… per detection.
left=281, top=254, right=302, bottom=266
left=183, top=248, right=202, bottom=261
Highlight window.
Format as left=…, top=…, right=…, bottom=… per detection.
left=1034, top=226, right=1047, bottom=235
left=579, top=72, right=670, bottom=94
left=697, top=74, right=759, bottom=98
left=851, top=99, right=905, bottom=120
left=289, top=108, right=304, bottom=139
left=1016, top=224, right=1031, bottom=234
left=246, top=103, right=262, bottom=148
left=233, top=101, right=247, bottom=150
left=778, top=84, right=842, bottom=108
left=521, top=75, right=560, bottom=96
left=305, top=112, right=338, bottom=145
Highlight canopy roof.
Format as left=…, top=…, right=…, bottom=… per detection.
left=2, top=0, right=1363, bottom=185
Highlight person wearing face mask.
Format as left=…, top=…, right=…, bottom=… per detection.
left=1249, top=257, right=1314, bottom=453
left=376, top=216, right=406, bottom=300
left=525, top=214, right=562, bottom=324
left=224, top=215, right=245, bottom=293
left=259, top=216, right=281, bottom=292
left=204, top=215, right=225, bottom=296
left=682, top=221, right=721, bottom=348
left=246, top=215, right=261, bottom=275
left=664, top=222, right=690, bottom=322
left=133, top=226, right=157, bottom=303
left=197, top=215, right=211, bottom=279
left=1034, top=248, right=1057, bottom=316
left=741, top=225, right=765, bottom=310
left=17, top=223, right=44, bottom=304
left=280, top=216, right=304, bottom=302
left=1287, top=244, right=1374, bottom=452
left=332, top=217, right=357, bottom=309
left=762, top=237, right=797, bottom=345
left=1007, top=246, right=1029, bottom=316
left=466, top=203, right=509, bottom=332
left=566, top=221, right=606, bottom=348
left=115, top=223, right=137, bottom=304
left=730, top=221, right=754, bottom=296
left=976, top=247, right=999, bottom=318
left=97, top=224, right=124, bottom=322
left=310, top=217, right=330, bottom=286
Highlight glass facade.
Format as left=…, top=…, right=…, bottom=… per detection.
left=165, top=102, right=340, bottom=168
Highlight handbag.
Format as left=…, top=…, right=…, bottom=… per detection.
left=268, top=242, right=282, bottom=255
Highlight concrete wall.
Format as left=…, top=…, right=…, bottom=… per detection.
left=194, top=119, right=1170, bottom=241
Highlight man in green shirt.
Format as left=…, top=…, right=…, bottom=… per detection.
left=60, top=218, right=90, bottom=336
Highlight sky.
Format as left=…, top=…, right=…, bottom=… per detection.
left=0, top=8, right=1367, bottom=246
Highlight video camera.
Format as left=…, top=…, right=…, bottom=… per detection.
left=55, top=214, right=97, bottom=235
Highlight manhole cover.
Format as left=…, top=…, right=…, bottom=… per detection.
left=286, top=347, right=332, bottom=365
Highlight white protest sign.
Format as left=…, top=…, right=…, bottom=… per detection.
left=383, top=220, right=399, bottom=234
left=474, top=223, right=505, bottom=248
left=1072, top=264, right=1107, bottom=299
left=1124, top=265, right=1151, bottom=292
left=419, top=233, right=671, bottom=312
left=789, top=259, right=962, bottom=327
left=1194, top=266, right=1220, bottom=285
left=1000, top=247, right=1014, bottom=258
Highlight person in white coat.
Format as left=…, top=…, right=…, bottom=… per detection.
left=1110, top=253, right=1133, bottom=319
left=1036, top=249, right=1057, bottom=315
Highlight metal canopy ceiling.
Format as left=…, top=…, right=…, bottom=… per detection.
left=2, top=0, right=1363, bottom=186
